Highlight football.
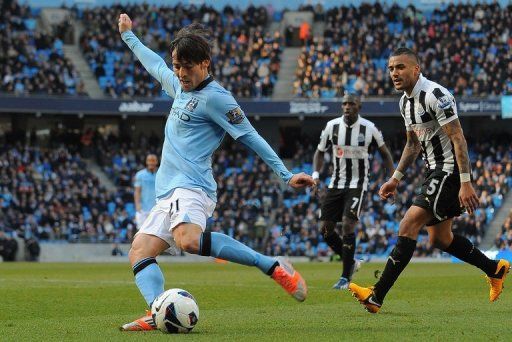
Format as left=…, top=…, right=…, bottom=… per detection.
left=151, top=288, right=199, bottom=334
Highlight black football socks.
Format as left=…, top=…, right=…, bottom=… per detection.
left=324, top=230, right=344, bottom=257
left=374, top=236, right=417, bottom=303
left=443, top=234, right=498, bottom=277
left=341, top=233, right=356, bottom=279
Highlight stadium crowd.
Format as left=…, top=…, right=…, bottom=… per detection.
left=294, top=2, right=512, bottom=98
left=0, top=0, right=85, bottom=96
left=0, top=130, right=138, bottom=244
left=78, top=3, right=282, bottom=98
left=0, top=129, right=510, bottom=258
left=2, top=1, right=510, bottom=100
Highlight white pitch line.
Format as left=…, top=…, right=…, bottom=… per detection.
left=0, top=278, right=324, bottom=289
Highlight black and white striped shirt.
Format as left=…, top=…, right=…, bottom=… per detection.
left=317, top=116, right=385, bottom=191
left=399, top=74, right=459, bottom=174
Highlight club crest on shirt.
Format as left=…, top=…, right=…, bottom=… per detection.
left=185, top=97, right=199, bottom=112
left=225, top=107, right=245, bottom=124
left=437, top=95, right=452, bottom=110
left=358, top=133, right=365, bottom=143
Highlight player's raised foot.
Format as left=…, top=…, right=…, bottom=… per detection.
left=348, top=283, right=381, bottom=313
left=486, top=259, right=511, bottom=302
left=120, top=310, right=156, bottom=331
left=271, top=256, right=307, bottom=302
left=333, top=259, right=362, bottom=290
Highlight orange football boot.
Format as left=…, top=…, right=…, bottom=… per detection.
left=348, top=283, right=381, bottom=313
left=486, top=259, right=511, bottom=302
left=271, top=257, right=307, bottom=302
left=120, top=310, right=156, bottom=331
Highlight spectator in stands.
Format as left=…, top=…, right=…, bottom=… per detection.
left=111, top=242, right=124, bottom=256
left=497, top=209, right=512, bottom=250
left=25, top=236, right=40, bottom=261
left=299, top=21, right=311, bottom=46
left=0, top=231, right=18, bottom=261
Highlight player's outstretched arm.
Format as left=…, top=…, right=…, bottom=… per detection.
left=379, top=131, right=420, bottom=200
left=238, top=131, right=314, bottom=189
left=442, top=118, right=479, bottom=214
left=206, top=93, right=314, bottom=189
left=118, top=14, right=177, bottom=96
left=134, top=186, right=142, bottom=212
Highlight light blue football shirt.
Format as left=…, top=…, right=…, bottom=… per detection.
left=134, top=168, right=157, bottom=212
left=122, top=31, right=292, bottom=201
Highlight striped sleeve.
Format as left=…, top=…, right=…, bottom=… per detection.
left=370, top=124, right=385, bottom=147
left=430, top=88, right=458, bottom=126
left=317, top=122, right=331, bottom=152
left=399, top=96, right=412, bottom=131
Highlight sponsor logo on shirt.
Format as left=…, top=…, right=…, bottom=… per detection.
left=412, top=126, right=435, bottom=139
left=170, top=108, right=191, bottom=122
left=335, top=145, right=368, bottom=159
left=226, top=107, right=245, bottom=124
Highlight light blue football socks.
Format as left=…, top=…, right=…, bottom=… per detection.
left=200, top=232, right=277, bottom=275
left=133, top=257, right=165, bottom=306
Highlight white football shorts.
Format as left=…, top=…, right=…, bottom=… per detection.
left=136, top=187, right=216, bottom=255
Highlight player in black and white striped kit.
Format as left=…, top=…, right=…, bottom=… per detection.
left=349, top=48, right=510, bottom=313
left=313, top=93, right=394, bottom=290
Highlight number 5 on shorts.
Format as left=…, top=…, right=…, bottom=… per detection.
left=426, top=179, right=440, bottom=196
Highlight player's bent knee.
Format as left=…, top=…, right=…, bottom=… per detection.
left=428, top=236, right=442, bottom=249
left=398, top=216, right=422, bottom=239
left=321, top=221, right=336, bottom=235
left=341, top=217, right=357, bottom=235
left=173, top=224, right=202, bottom=254
left=129, top=243, right=150, bottom=266
left=398, top=218, right=421, bottom=240
left=399, top=207, right=431, bottom=239
left=129, top=233, right=168, bottom=266
left=429, top=234, right=452, bottom=250
left=179, top=239, right=199, bottom=254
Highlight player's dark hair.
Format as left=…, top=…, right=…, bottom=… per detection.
left=170, top=23, right=212, bottom=71
left=390, top=47, right=420, bottom=64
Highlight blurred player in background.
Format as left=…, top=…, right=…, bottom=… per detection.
left=349, top=47, right=510, bottom=313
left=313, top=93, right=394, bottom=290
left=134, top=154, right=158, bottom=229
left=117, top=13, right=314, bottom=331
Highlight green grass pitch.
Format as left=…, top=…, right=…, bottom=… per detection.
left=1, top=262, right=510, bottom=341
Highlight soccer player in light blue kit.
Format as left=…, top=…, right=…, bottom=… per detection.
left=118, top=14, right=314, bottom=331
left=134, top=154, right=158, bottom=229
